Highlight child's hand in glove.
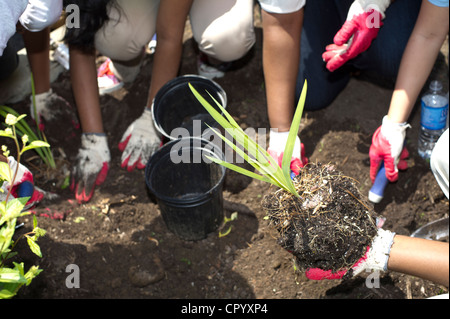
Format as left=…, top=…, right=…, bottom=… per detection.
left=118, top=108, right=161, bottom=172
left=71, top=133, right=110, bottom=203
left=322, top=0, right=390, bottom=72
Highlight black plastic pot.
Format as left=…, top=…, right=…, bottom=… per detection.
left=152, top=75, right=227, bottom=142
left=145, top=137, right=226, bottom=241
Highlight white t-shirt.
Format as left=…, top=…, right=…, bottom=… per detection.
left=0, top=0, right=28, bottom=55
left=258, top=0, right=306, bottom=14
left=19, top=0, right=63, bottom=32
left=0, top=0, right=62, bottom=56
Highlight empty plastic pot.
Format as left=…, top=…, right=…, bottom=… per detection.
left=145, top=137, right=226, bottom=241
left=152, top=75, right=227, bottom=141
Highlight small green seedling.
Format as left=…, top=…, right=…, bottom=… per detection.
left=219, top=212, right=238, bottom=238
left=0, top=106, right=55, bottom=169
left=0, top=73, right=56, bottom=169
left=1, top=112, right=47, bottom=299
left=189, top=80, right=308, bottom=198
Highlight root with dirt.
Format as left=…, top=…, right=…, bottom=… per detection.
left=262, top=162, right=379, bottom=278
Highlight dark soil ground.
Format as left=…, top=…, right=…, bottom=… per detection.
left=4, top=22, right=449, bottom=300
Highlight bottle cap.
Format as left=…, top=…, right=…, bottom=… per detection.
left=429, top=80, right=442, bottom=92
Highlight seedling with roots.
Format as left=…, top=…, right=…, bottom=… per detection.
left=190, top=80, right=378, bottom=275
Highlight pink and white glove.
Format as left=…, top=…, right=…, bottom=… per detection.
left=71, top=133, right=110, bottom=203
left=305, top=228, right=396, bottom=280
left=30, top=88, right=79, bottom=132
left=322, top=0, right=390, bottom=72
left=369, top=115, right=410, bottom=183
left=1, top=156, right=44, bottom=210
left=267, top=130, right=308, bottom=176
left=118, top=107, right=161, bottom=172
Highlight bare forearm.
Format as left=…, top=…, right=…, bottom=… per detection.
left=22, top=28, right=51, bottom=94
left=387, top=1, right=449, bottom=124
left=262, top=9, right=303, bottom=132
left=69, top=46, right=104, bottom=133
left=146, top=0, right=193, bottom=108
left=146, top=40, right=184, bottom=108
left=388, top=235, right=449, bottom=287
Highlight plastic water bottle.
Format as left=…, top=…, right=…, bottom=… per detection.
left=418, top=80, right=448, bottom=160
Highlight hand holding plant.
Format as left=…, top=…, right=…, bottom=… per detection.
left=190, top=80, right=378, bottom=279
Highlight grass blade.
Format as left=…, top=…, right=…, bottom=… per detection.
left=281, top=79, right=307, bottom=180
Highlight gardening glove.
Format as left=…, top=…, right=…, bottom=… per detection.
left=322, top=0, right=390, bottom=72
left=267, top=130, right=308, bottom=176
left=118, top=107, right=161, bottom=172
left=0, top=156, right=44, bottom=210
left=29, top=88, right=80, bottom=132
left=71, top=133, right=110, bottom=203
left=369, top=115, right=410, bottom=183
left=305, top=228, right=396, bottom=280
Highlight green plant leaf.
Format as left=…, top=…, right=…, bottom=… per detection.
left=189, top=82, right=309, bottom=198
left=0, top=198, right=28, bottom=225
left=0, top=287, right=17, bottom=299
left=0, top=223, right=16, bottom=255
left=281, top=80, right=307, bottom=181
left=32, top=214, right=38, bottom=229
left=33, top=227, right=47, bottom=239
left=0, top=129, right=14, bottom=138
left=26, top=237, right=42, bottom=258
left=21, top=140, right=50, bottom=153
left=0, top=268, right=27, bottom=284
left=219, top=225, right=232, bottom=238
left=0, top=162, right=11, bottom=184
left=23, top=265, right=42, bottom=285
left=0, top=106, right=55, bottom=168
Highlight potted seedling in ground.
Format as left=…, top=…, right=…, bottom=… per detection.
left=190, top=81, right=378, bottom=278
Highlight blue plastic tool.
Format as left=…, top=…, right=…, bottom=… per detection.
left=368, top=161, right=389, bottom=203
left=17, top=180, right=34, bottom=198
left=290, top=171, right=296, bottom=180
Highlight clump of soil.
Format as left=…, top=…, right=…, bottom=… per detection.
left=262, top=162, right=378, bottom=277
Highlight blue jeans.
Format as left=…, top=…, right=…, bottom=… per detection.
left=296, top=0, right=422, bottom=111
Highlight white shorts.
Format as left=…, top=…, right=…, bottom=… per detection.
left=258, top=0, right=305, bottom=14
left=95, top=0, right=255, bottom=63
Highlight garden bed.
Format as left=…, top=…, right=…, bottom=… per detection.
left=8, top=28, right=449, bottom=299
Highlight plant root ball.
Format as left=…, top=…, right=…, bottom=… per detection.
left=262, top=162, right=379, bottom=276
